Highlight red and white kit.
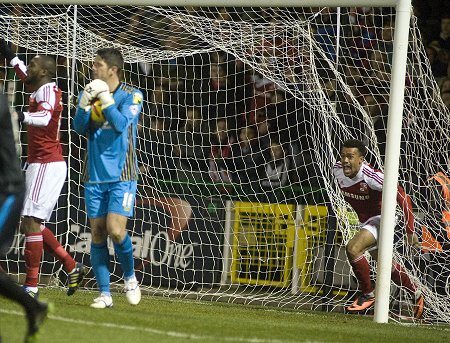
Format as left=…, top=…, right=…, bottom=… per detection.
left=11, top=57, right=66, bottom=221
left=333, top=161, right=414, bottom=239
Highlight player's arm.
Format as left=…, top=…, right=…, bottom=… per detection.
left=0, top=38, right=27, bottom=82
left=102, top=89, right=143, bottom=133
left=396, top=185, right=419, bottom=247
left=73, top=90, right=91, bottom=135
left=15, top=87, right=57, bottom=127
left=73, top=80, right=111, bottom=134
left=396, top=185, right=414, bottom=234
left=15, top=105, right=52, bottom=127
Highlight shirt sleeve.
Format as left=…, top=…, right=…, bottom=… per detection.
left=363, top=164, right=384, bottom=192
left=396, top=185, right=415, bottom=234
left=23, top=85, right=55, bottom=127
left=103, top=90, right=143, bottom=133
left=73, top=93, right=91, bottom=135
left=10, top=56, right=27, bottom=83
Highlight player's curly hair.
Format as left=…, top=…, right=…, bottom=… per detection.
left=342, top=139, right=367, bottom=157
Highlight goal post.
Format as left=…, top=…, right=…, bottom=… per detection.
left=374, top=0, right=411, bottom=324
left=3, top=0, right=449, bottom=325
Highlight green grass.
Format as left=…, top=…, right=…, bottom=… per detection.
left=0, top=288, right=448, bottom=343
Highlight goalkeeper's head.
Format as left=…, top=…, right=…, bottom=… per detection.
left=95, top=48, right=124, bottom=81
left=24, top=55, right=56, bottom=91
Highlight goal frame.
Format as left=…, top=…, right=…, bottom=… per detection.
left=6, top=0, right=412, bottom=324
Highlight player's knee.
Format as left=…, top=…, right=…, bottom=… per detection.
left=346, top=243, right=360, bottom=261
left=108, top=230, right=125, bottom=244
left=91, top=229, right=107, bottom=244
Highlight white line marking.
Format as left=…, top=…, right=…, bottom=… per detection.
left=0, top=308, right=321, bottom=343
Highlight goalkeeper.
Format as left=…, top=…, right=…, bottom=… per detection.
left=73, top=47, right=143, bottom=309
left=0, top=92, right=50, bottom=343
left=333, top=139, right=424, bottom=319
left=0, top=38, right=85, bottom=298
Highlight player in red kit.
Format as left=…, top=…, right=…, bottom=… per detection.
left=333, top=139, right=424, bottom=319
left=0, top=38, right=85, bottom=297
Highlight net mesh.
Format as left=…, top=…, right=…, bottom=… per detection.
left=0, top=4, right=449, bottom=324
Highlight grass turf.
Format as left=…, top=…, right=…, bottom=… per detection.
left=0, top=288, right=448, bottom=343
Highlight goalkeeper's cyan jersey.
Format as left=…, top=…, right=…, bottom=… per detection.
left=73, top=83, right=143, bottom=183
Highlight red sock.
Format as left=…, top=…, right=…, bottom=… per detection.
left=391, top=261, right=416, bottom=294
left=41, top=225, right=76, bottom=272
left=350, top=255, right=374, bottom=294
left=24, top=232, right=43, bottom=287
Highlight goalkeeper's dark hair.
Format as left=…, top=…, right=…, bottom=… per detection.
left=97, top=48, right=124, bottom=74
left=342, top=139, right=367, bottom=157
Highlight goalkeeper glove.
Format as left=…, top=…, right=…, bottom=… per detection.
left=0, top=38, right=15, bottom=62
left=78, top=79, right=110, bottom=110
left=97, top=89, right=115, bottom=110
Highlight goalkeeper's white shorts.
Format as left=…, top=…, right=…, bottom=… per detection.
left=21, top=161, right=67, bottom=221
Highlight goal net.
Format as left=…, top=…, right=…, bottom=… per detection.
left=1, top=4, right=449, bottom=324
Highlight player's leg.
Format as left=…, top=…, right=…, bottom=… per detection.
left=1, top=187, right=50, bottom=341
left=107, top=212, right=141, bottom=305
left=370, top=240, right=424, bottom=319
left=33, top=161, right=85, bottom=294
left=89, top=217, right=112, bottom=308
left=390, top=259, right=424, bottom=319
left=40, top=225, right=86, bottom=295
left=0, top=271, right=50, bottom=342
left=36, top=160, right=73, bottom=269
left=107, top=181, right=141, bottom=305
left=20, top=216, right=43, bottom=297
left=41, top=225, right=75, bottom=272
left=20, top=162, right=65, bottom=297
left=346, top=218, right=378, bottom=312
left=85, top=183, right=112, bottom=308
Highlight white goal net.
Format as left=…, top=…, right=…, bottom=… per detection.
left=1, top=4, right=449, bottom=324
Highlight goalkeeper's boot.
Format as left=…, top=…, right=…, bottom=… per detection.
left=413, top=294, right=424, bottom=319
left=25, top=300, right=53, bottom=343
left=23, top=286, right=39, bottom=299
left=347, top=292, right=375, bottom=312
left=67, top=263, right=86, bottom=296
left=90, top=293, right=113, bottom=309
left=124, top=278, right=141, bottom=305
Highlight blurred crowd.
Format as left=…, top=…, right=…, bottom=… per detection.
left=1, top=4, right=449, bottom=200
left=415, top=2, right=450, bottom=107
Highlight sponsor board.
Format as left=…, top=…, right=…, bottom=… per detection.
left=4, top=193, right=224, bottom=288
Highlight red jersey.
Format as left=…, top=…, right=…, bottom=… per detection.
left=333, top=161, right=414, bottom=233
left=25, top=82, right=64, bottom=163
left=12, top=58, right=64, bottom=163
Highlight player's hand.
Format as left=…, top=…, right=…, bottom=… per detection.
left=406, top=232, right=421, bottom=254
left=78, top=79, right=109, bottom=110
left=0, top=38, right=15, bottom=62
left=96, top=85, right=115, bottom=109
left=12, top=110, right=24, bottom=122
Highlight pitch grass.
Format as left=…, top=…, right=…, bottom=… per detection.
left=0, top=288, right=448, bottom=343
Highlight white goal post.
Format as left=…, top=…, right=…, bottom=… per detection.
left=5, top=0, right=445, bottom=325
